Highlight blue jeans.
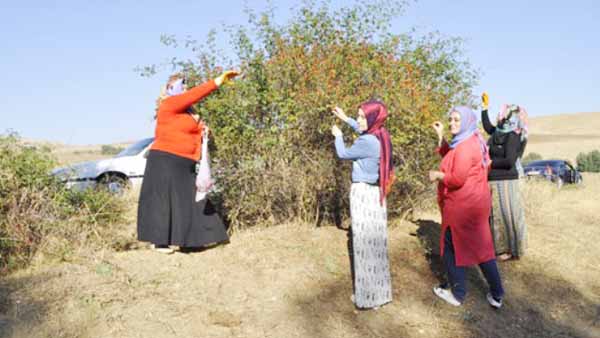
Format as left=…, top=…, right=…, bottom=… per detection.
left=443, top=229, right=504, bottom=303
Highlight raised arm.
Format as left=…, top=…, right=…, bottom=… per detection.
left=480, top=92, right=495, bottom=135
left=333, top=107, right=361, bottom=134
left=481, top=109, right=496, bottom=135
left=335, top=135, right=374, bottom=160
left=437, top=139, right=450, bottom=157
left=346, top=118, right=361, bottom=134
left=159, top=70, right=239, bottom=116
left=432, top=121, right=449, bottom=156
left=161, top=80, right=218, bottom=114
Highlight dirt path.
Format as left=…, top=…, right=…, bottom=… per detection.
left=2, top=177, right=600, bottom=338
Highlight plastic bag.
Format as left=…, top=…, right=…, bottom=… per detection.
left=195, top=127, right=214, bottom=201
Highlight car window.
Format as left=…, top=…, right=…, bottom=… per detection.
left=115, top=138, right=154, bottom=157
left=526, top=160, right=558, bottom=167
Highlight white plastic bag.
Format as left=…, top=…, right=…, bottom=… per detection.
left=195, top=127, right=214, bottom=201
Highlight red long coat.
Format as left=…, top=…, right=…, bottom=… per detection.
left=437, top=135, right=495, bottom=266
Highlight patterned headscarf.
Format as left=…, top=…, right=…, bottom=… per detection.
left=448, top=106, right=490, bottom=168
left=166, top=78, right=186, bottom=96
left=497, top=104, right=529, bottom=141
left=360, top=100, right=395, bottom=204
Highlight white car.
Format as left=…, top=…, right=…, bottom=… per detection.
left=52, top=137, right=154, bottom=193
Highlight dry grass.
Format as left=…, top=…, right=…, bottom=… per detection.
left=0, top=175, right=598, bottom=338
left=1, top=116, right=598, bottom=338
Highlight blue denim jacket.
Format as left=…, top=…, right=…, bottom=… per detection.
left=334, top=118, right=380, bottom=184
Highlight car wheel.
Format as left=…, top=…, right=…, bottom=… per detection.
left=99, top=175, right=129, bottom=194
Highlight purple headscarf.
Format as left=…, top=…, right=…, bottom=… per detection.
left=448, top=106, right=490, bottom=167
left=166, top=78, right=185, bottom=96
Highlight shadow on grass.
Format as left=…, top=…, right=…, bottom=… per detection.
left=1, top=218, right=598, bottom=338
left=289, top=219, right=599, bottom=338
left=0, top=271, right=75, bottom=338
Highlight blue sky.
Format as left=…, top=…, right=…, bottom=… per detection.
left=1, top=0, right=599, bottom=145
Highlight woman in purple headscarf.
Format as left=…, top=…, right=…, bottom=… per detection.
left=428, top=106, right=504, bottom=308
left=332, top=100, right=394, bottom=310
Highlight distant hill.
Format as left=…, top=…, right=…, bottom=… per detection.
left=21, top=139, right=134, bottom=166
left=20, top=112, right=600, bottom=165
left=528, top=112, right=600, bottom=135
left=526, top=112, right=600, bottom=163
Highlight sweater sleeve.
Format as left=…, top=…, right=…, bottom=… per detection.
left=491, top=133, right=520, bottom=170
left=518, top=138, right=528, bottom=158
left=161, top=80, right=218, bottom=115
left=345, top=118, right=361, bottom=134
left=335, top=135, right=373, bottom=160
left=481, top=109, right=496, bottom=135
left=442, top=144, right=473, bottom=189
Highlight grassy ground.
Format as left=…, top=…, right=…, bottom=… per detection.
left=0, top=174, right=598, bottom=338
left=2, top=114, right=598, bottom=338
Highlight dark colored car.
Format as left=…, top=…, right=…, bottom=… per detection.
left=523, top=160, right=583, bottom=187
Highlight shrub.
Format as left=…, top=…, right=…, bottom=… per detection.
left=576, top=150, right=600, bottom=172
left=522, top=152, right=543, bottom=165
left=140, top=1, right=477, bottom=230
left=101, top=144, right=124, bottom=155
left=0, top=133, right=128, bottom=274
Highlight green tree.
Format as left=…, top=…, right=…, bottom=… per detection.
left=522, top=152, right=542, bottom=165
left=576, top=150, right=600, bottom=172
left=141, top=1, right=478, bottom=229
left=101, top=144, right=124, bottom=155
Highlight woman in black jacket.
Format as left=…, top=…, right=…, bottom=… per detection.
left=481, top=92, right=529, bottom=261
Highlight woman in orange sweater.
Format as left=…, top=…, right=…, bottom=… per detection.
left=137, top=70, right=238, bottom=254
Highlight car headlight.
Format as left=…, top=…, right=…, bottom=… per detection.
left=51, top=167, right=78, bottom=181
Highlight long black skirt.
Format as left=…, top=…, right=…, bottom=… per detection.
left=137, top=150, right=229, bottom=247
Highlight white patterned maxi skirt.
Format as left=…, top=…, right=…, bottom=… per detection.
left=349, top=182, right=392, bottom=309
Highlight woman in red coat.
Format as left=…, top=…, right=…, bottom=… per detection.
left=428, top=106, right=504, bottom=308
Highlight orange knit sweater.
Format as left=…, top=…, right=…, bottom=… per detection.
left=151, top=80, right=218, bottom=161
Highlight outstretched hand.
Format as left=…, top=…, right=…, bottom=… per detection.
left=332, top=106, right=349, bottom=122
left=482, top=91, right=489, bottom=110
left=215, top=70, right=240, bottom=87
left=432, top=121, right=444, bottom=138
left=428, top=170, right=444, bottom=182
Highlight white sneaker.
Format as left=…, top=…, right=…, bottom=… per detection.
left=433, top=286, right=462, bottom=306
left=153, top=245, right=174, bottom=254
left=486, top=293, right=502, bottom=309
